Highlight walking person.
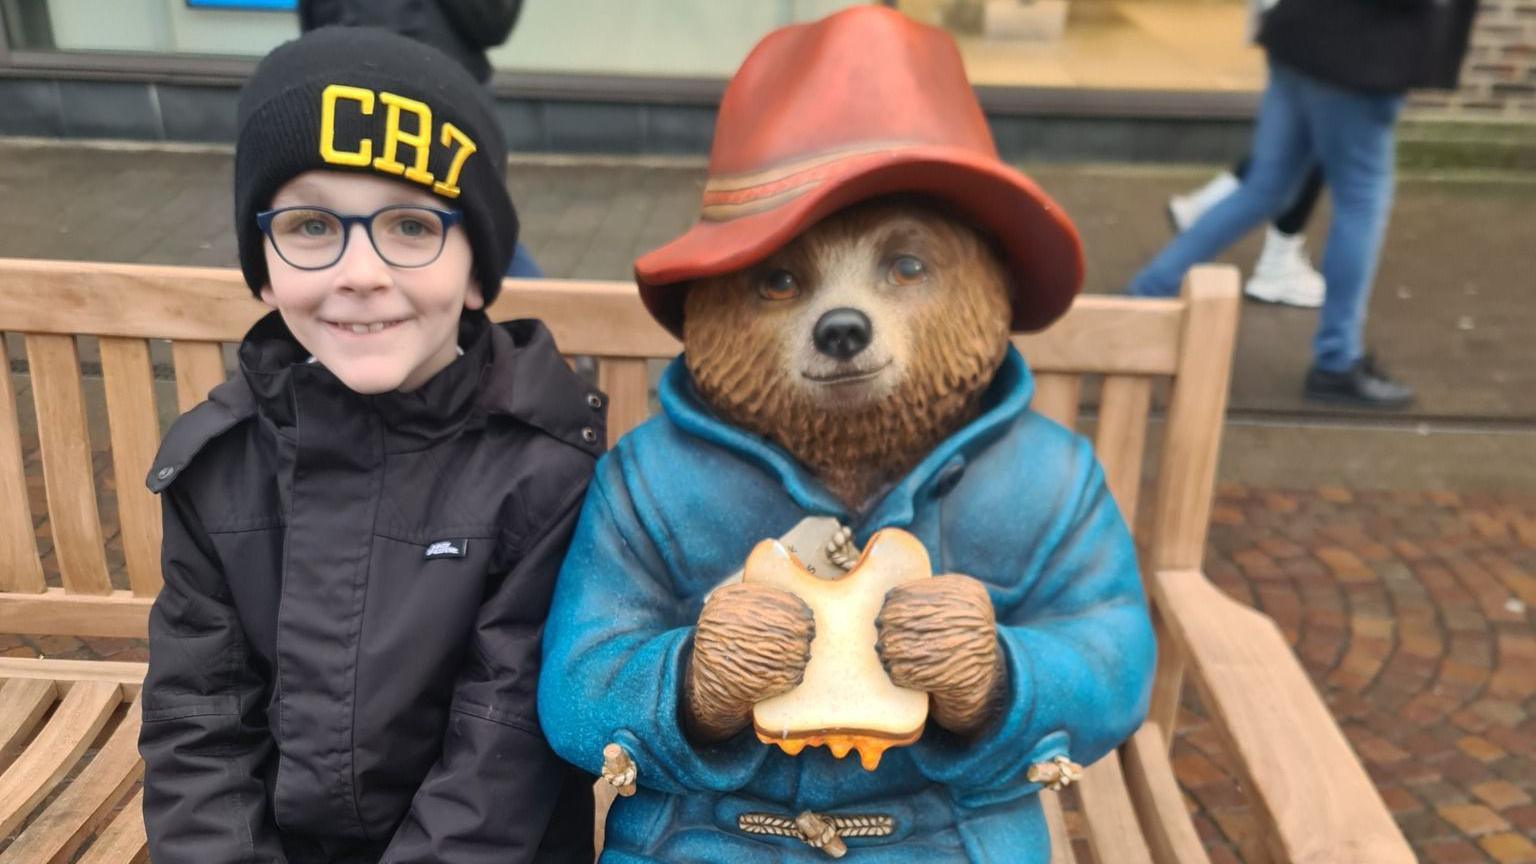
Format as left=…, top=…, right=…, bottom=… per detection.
left=1126, top=0, right=1478, bottom=408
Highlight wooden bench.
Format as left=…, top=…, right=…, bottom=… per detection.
left=0, top=257, right=1415, bottom=863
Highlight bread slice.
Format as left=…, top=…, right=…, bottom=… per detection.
left=746, top=527, right=931, bottom=770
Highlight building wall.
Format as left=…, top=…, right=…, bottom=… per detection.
left=1410, top=0, right=1536, bottom=119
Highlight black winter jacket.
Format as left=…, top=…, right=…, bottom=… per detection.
left=299, top=0, right=524, bottom=82
left=1260, top=0, right=1479, bottom=93
left=139, top=310, right=603, bottom=864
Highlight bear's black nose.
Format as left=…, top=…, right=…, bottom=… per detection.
left=813, top=308, right=873, bottom=360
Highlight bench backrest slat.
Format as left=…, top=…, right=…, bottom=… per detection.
left=0, top=346, right=46, bottom=595
left=1031, top=372, right=1081, bottom=431
left=1095, top=375, right=1154, bottom=531
left=1145, top=274, right=1240, bottom=573
left=26, top=334, right=114, bottom=596
left=99, top=337, right=165, bottom=597
left=170, top=341, right=228, bottom=415
left=595, top=357, right=651, bottom=444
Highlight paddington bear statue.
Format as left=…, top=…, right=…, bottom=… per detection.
left=538, top=7, right=1155, bottom=862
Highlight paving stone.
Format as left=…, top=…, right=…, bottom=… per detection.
left=1424, top=838, right=1496, bottom=864
left=1505, top=805, right=1536, bottom=834
left=30, top=633, right=83, bottom=657
left=1381, top=785, right=1427, bottom=814
left=1356, top=734, right=1414, bottom=766
left=1471, top=780, right=1533, bottom=810
left=1473, top=701, right=1529, bottom=728
left=1438, top=803, right=1512, bottom=836
left=1205, top=847, right=1243, bottom=864
left=1459, top=735, right=1510, bottom=763
left=1171, top=752, right=1228, bottom=788
left=1398, top=809, right=1461, bottom=843
left=1481, top=832, right=1536, bottom=864
left=1409, top=778, right=1476, bottom=808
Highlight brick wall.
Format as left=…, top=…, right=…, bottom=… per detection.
left=1410, top=0, right=1536, bottom=120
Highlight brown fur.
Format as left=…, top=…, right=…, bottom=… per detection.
left=876, top=575, right=1006, bottom=733
left=686, top=583, right=816, bottom=742
left=683, top=198, right=1012, bottom=510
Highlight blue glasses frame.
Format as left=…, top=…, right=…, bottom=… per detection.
left=255, top=204, right=465, bottom=270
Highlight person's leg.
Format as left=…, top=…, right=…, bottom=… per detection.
left=1165, top=159, right=1243, bottom=233
left=1297, top=67, right=1411, bottom=406
left=1273, top=165, right=1323, bottom=235
left=1304, top=76, right=1403, bottom=373
left=1168, top=173, right=1240, bottom=233
left=1128, top=62, right=1314, bottom=297
left=1247, top=160, right=1327, bottom=307
left=1180, top=156, right=1320, bottom=235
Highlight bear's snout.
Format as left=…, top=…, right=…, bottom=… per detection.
left=813, top=308, right=873, bottom=360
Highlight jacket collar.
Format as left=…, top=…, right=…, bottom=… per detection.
left=238, top=310, right=604, bottom=456
left=477, top=318, right=606, bottom=457
left=240, top=310, right=492, bottom=451
left=658, top=346, right=1034, bottom=528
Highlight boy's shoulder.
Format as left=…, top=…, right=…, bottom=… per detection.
left=145, top=376, right=259, bottom=495
left=478, top=318, right=606, bottom=461
left=142, top=317, right=608, bottom=505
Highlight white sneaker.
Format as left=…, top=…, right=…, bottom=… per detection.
left=1245, top=227, right=1325, bottom=307
left=1167, top=171, right=1240, bottom=233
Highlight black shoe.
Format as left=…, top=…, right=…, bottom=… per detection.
left=1303, top=354, right=1414, bottom=408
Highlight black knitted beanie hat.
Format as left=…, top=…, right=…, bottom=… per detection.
left=234, top=26, right=515, bottom=303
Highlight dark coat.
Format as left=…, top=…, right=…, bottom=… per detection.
left=139, top=310, right=603, bottom=864
left=298, top=0, right=524, bottom=82
left=1260, top=0, right=1480, bottom=93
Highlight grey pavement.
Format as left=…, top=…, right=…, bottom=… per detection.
left=1, top=139, right=1533, bottom=491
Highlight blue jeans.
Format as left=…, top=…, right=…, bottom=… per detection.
left=1127, top=61, right=1404, bottom=372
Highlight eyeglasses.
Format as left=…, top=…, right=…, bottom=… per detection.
left=255, top=205, right=464, bottom=270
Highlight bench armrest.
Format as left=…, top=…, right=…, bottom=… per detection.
left=1152, top=569, right=1414, bottom=864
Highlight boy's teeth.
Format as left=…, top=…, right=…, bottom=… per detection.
left=369, top=322, right=385, bottom=333
left=349, top=323, right=369, bottom=334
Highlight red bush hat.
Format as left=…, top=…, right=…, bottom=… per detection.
left=634, top=5, right=1084, bottom=339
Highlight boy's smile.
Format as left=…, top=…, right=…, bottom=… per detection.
left=259, top=170, right=484, bottom=394
left=324, top=319, right=405, bottom=335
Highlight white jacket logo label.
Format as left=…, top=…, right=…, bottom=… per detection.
left=424, top=540, right=468, bottom=560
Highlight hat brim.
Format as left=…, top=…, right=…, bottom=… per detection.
left=634, top=145, right=1084, bottom=339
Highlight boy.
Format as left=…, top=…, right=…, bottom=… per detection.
left=139, top=27, right=603, bottom=864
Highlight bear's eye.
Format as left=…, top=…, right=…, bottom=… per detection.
left=889, top=255, right=927, bottom=286
left=758, top=269, right=800, bottom=301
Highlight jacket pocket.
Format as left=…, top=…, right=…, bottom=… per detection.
left=142, top=693, right=241, bottom=722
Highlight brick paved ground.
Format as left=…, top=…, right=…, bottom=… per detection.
left=1187, top=486, right=1536, bottom=863
left=6, top=437, right=1533, bottom=861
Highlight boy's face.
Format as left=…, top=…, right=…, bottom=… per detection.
left=260, top=171, right=484, bottom=394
